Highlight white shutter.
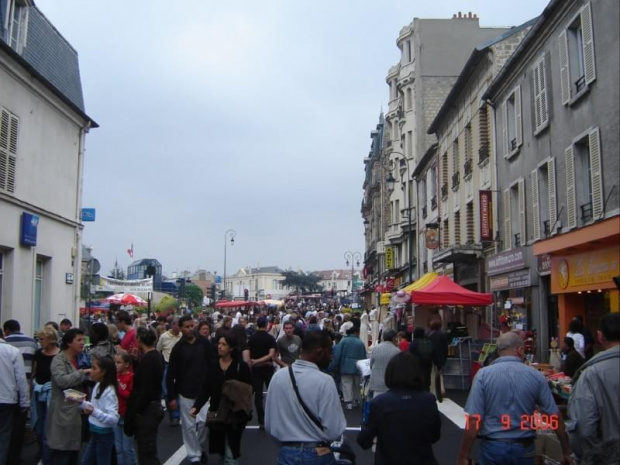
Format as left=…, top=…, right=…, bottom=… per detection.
left=503, top=189, right=511, bottom=249
left=533, top=64, right=542, bottom=130
left=581, top=3, right=596, bottom=85
left=589, top=128, right=603, bottom=219
left=515, top=86, right=522, bottom=147
left=548, top=158, right=557, bottom=234
left=502, top=102, right=508, bottom=157
left=539, top=58, right=549, bottom=127
left=559, top=30, right=571, bottom=105
left=531, top=170, right=541, bottom=241
left=565, top=146, right=577, bottom=229
left=0, top=109, right=18, bottom=193
left=518, top=178, right=526, bottom=244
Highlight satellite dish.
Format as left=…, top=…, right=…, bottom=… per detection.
left=87, top=258, right=101, bottom=275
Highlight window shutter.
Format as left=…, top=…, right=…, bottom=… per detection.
left=515, top=86, right=522, bottom=147
left=531, top=170, right=541, bottom=241
left=581, top=3, right=596, bottom=85
left=548, top=158, right=557, bottom=233
left=533, top=64, right=542, bottom=130
left=589, top=128, right=603, bottom=219
left=502, top=102, right=508, bottom=157
left=559, top=30, right=571, bottom=104
left=539, top=59, right=548, bottom=127
left=518, top=178, right=526, bottom=244
left=503, top=189, right=511, bottom=249
left=0, top=109, right=18, bottom=193
left=565, top=146, right=577, bottom=229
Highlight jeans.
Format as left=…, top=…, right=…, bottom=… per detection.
left=278, top=445, right=336, bottom=465
left=8, top=405, right=27, bottom=464
left=252, top=368, right=274, bottom=425
left=50, top=449, right=79, bottom=465
left=218, top=440, right=238, bottom=465
left=162, top=364, right=179, bottom=421
left=135, top=401, right=164, bottom=465
left=479, top=439, right=536, bottom=465
left=81, top=431, right=115, bottom=465
left=35, top=399, right=52, bottom=464
left=114, top=418, right=137, bottom=465
left=0, top=404, right=15, bottom=465
left=179, top=395, right=206, bottom=462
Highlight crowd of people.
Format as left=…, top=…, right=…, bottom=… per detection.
left=0, top=303, right=618, bottom=465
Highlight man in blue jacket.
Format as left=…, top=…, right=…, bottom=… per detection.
left=332, top=324, right=367, bottom=409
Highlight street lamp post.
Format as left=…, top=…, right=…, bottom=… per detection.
left=223, top=229, right=236, bottom=300
left=344, top=251, right=362, bottom=296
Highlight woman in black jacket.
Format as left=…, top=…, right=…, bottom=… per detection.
left=357, top=352, right=441, bottom=465
left=191, top=331, right=252, bottom=464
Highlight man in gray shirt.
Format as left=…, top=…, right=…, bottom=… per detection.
left=266, top=330, right=346, bottom=465
left=276, top=321, right=303, bottom=367
left=368, top=329, right=399, bottom=398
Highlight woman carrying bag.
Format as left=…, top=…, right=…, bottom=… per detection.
left=191, top=331, right=252, bottom=465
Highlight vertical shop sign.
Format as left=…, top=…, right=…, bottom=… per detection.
left=479, top=190, right=493, bottom=240
left=385, top=247, right=394, bottom=269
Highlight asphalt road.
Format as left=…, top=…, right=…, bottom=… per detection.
left=21, top=390, right=470, bottom=464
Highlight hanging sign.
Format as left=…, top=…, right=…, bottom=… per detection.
left=479, top=190, right=493, bottom=240
left=425, top=224, right=440, bottom=249
left=385, top=247, right=394, bottom=269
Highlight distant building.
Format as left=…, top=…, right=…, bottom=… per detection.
left=227, top=266, right=286, bottom=300
left=0, top=1, right=97, bottom=334
left=316, top=269, right=362, bottom=295
left=127, top=258, right=162, bottom=289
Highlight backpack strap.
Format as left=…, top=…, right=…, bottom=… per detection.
left=288, top=366, right=324, bottom=431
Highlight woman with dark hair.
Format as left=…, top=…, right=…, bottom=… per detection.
left=46, top=328, right=92, bottom=464
left=566, top=319, right=586, bottom=358
left=79, top=355, right=119, bottom=464
left=192, top=332, right=252, bottom=465
left=357, top=352, right=441, bottom=464
left=231, top=324, right=251, bottom=365
left=88, top=323, right=116, bottom=360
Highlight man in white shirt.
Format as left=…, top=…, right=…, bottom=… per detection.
left=0, top=330, right=30, bottom=465
left=266, top=331, right=346, bottom=465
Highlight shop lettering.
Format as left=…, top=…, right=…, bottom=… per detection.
left=574, top=256, right=618, bottom=278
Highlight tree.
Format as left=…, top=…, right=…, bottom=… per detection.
left=183, top=284, right=204, bottom=309
left=156, top=295, right=178, bottom=314
left=109, top=260, right=125, bottom=280
left=280, top=270, right=324, bottom=294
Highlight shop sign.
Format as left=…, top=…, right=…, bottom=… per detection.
left=551, top=245, right=620, bottom=293
left=380, top=293, right=391, bottom=305
left=20, top=212, right=39, bottom=247
left=479, top=190, right=493, bottom=240
left=538, top=254, right=551, bottom=276
left=489, top=269, right=531, bottom=291
left=385, top=247, right=394, bottom=269
left=486, top=247, right=527, bottom=276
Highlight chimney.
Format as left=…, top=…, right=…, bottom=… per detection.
left=468, top=12, right=472, bottom=19
left=458, top=11, right=462, bottom=18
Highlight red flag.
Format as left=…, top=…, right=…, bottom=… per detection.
left=127, top=243, right=134, bottom=258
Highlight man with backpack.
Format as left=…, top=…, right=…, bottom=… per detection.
left=409, top=327, right=434, bottom=391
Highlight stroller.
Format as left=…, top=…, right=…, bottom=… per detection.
left=331, top=435, right=357, bottom=465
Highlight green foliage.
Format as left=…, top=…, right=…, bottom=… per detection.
left=156, top=295, right=178, bottom=313
left=280, top=270, right=324, bottom=294
left=184, top=284, right=204, bottom=309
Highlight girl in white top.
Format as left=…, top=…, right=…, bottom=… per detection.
left=80, top=354, right=120, bottom=465
left=566, top=319, right=586, bottom=358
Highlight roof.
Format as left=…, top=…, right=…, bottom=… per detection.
left=128, top=259, right=162, bottom=268
left=315, top=269, right=353, bottom=280
left=483, top=0, right=563, bottom=101
left=428, top=16, right=538, bottom=134
left=412, top=143, right=438, bottom=179
left=0, top=5, right=97, bottom=127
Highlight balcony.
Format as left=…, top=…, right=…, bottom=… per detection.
left=422, top=205, right=427, bottom=219
left=441, top=183, right=448, bottom=200
left=543, top=220, right=551, bottom=237
left=431, top=196, right=437, bottom=211
left=464, top=159, right=473, bottom=177
left=478, top=146, right=490, bottom=164
left=581, top=202, right=593, bottom=223
left=452, top=171, right=460, bottom=189
left=514, top=233, right=522, bottom=248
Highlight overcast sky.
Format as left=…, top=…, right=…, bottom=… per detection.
left=36, top=0, right=548, bottom=278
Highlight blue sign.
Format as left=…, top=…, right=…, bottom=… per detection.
left=215, top=275, right=222, bottom=284
left=81, top=208, right=96, bottom=222
left=20, top=212, right=39, bottom=247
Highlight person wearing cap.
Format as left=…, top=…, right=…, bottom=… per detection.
left=248, top=316, right=277, bottom=430
left=458, top=332, right=572, bottom=465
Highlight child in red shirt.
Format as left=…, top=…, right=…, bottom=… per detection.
left=397, top=331, right=410, bottom=352
left=114, top=351, right=137, bottom=465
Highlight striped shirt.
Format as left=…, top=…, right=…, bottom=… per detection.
left=5, top=332, right=39, bottom=380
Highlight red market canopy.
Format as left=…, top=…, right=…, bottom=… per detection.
left=411, top=275, right=493, bottom=306
left=214, top=300, right=254, bottom=308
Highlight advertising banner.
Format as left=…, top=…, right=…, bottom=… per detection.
left=479, top=190, right=493, bottom=241
left=551, top=245, right=619, bottom=293
left=489, top=269, right=532, bottom=291
left=486, top=247, right=527, bottom=276
left=385, top=247, right=394, bottom=269
left=96, top=276, right=153, bottom=293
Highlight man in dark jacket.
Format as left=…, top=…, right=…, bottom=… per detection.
left=560, top=336, right=584, bottom=377
left=409, top=327, right=434, bottom=391
left=428, top=320, right=448, bottom=400
left=167, top=315, right=213, bottom=464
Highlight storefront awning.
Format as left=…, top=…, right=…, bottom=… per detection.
left=411, top=275, right=493, bottom=306
left=402, top=272, right=438, bottom=292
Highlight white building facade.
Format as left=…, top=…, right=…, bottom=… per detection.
left=0, top=1, right=96, bottom=334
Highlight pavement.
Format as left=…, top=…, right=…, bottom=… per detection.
left=20, top=390, right=471, bottom=464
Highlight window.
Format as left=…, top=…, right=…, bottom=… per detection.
left=478, top=106, right=490, bottom=163
left=532, top=56, right=549, bottom=132
left=565, top=128, right=602, bottom=228
left=502, top=86, right=522, bottom=157
left=441, top=152, right=449, bottom=199
left=0, top=108, right=19, bottom=194
left=464, top=124, right=473, bottom=177
left=452, top=138, right=460, bottom=189
left=406, top=40, right=412, bottom=63
left=559, top=3, right=596, bottom=104
left=454, top=211, right=461, bottom=245
left=442, top=219, right=450, bottom=249
left=406, top=88, right=412, bottom=111
left=5, top=0, right=28, bottom=53
left=531, top=159, right=558, bottom=240
left=466, top=202, right=474, bottom=243
left=430, top=164, right=438, bottom=209
left=420, top=177, right=427, bottom=218
left=503, top=179, right=526, bottom=250
left=407, top=131, right=413, bottom=158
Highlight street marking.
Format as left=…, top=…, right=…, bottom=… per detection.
left=163, top=444, right=187, bottom=465
left=437, top=398, right=466, bottom=429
